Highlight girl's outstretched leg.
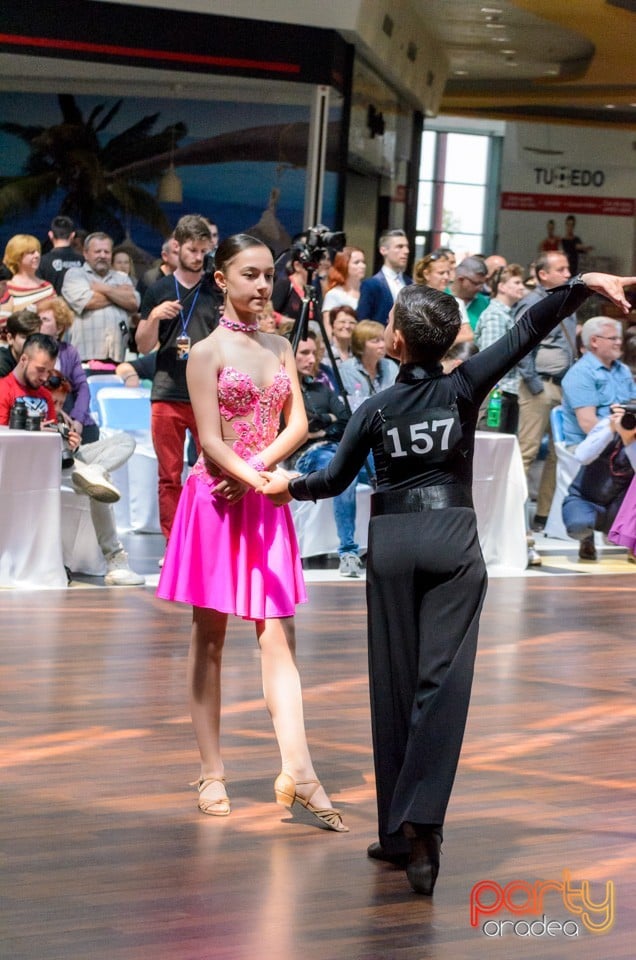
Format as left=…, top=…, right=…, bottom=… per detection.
left=257, top=616, right=347, bottom=831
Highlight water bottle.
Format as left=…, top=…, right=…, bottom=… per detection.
left=9, top=397, right=27, bottom=429
left=486, top=385, right=502, bottom=429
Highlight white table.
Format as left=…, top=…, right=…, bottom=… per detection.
left=472, top=430, right=528, bottom=571
left=0, top=427, right=68, bottom=589
left=291, top=431, right=528, bottom=572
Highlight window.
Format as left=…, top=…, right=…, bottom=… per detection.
left=415, top=128, right=501, bottom=263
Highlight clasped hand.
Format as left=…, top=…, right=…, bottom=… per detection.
left=259, top=470, right=294, bottom=505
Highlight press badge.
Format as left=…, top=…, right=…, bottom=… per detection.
left=176, top=335, right=191, bottom=360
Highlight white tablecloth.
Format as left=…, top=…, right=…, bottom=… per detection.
left=472, top=431, right=528, bottom=571
left=0, top=427, right=67, bottom=589
left=291, top=431, right=528, bottom=572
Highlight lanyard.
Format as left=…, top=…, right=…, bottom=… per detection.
left=174, top=276, right=201, bottom=337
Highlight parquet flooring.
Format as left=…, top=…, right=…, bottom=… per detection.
left=2, top=576, right=635, bottom=959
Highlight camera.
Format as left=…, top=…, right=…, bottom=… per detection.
left=620, top=403, right=636, bottom=431
left=291, top=224, right=346, bottom=272
left=202, top=251, right=216, bottom=276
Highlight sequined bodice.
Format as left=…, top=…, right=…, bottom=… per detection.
left=192, top=365, right=291, bottom=483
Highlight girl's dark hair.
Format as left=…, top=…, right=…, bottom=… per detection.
left=393, top=285, right=461, bottom=362
left=214, top=234, right=271, bottom=273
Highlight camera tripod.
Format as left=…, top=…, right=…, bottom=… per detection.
left=288, top=265, right=376, bottom=486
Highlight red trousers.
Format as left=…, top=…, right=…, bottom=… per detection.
left=151, top=401, right=200, bottom=540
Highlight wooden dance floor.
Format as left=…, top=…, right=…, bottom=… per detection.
left=2, top=574, right=635, bottom=960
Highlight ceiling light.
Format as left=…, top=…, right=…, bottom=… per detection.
left=501, top=49, right=516, bottom=55
left=544, top=69, right=559, bottom=76
left=491, top=36, right=510, bottom=42
left=481, top=6, right=503, bottom=13
left=453, top=70, right=469, bottom=76
left=604, top=104, right=616, bottom=109
left=486, top=22, right=506, bottom=28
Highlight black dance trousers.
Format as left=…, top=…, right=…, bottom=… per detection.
left=366, top=506, right=488, bottom=855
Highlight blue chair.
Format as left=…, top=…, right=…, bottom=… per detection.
left=97, top=387, right=151, bottom=432
left=87, top=375, right=125, bottom=425
left=550, top=405, right=565, bottom=443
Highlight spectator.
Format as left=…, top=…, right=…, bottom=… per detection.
left=291, top=331, right=368, bottom=577
left=339, top=320, right=398, bottom=406
left=136, top=214, right=221, bottom=552
left=137, top=237, right=179, bottom=300
left=0, top=333, right=58, bottom=424
left=328, top=305, right=357, bottom=364
left=450, top=256, right=489, bottom=337
left=62, top=232, right=139, bottom=362
left=0, top=234, right=55, bottom=323
left=0, top=309, right=42, bottom=378
left=112, top=247, right=137, bottom=284
left=562, top=407, right=636, bottom=562
left=513, top=251, right=576, bottom=534
left=561, top=316, right=635, bottom=446
left=357, top=230, right=412, bottom=325
left=538, top=219, right=561, bottom=254
left=35, top=300, right=145, bottom=585
left=413, top=252, right=451, bottom=292
left=37, top=215, right=84, bottom=294
left=474, top=264, right=527, bottom=433
left=272, top=253, right=317, bottom=322
left=321, top=246, right=366, bottom=337
left=562, top=214, right=593, bottom=277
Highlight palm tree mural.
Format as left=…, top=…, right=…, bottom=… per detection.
left=0, top=94, right=185, bottom=240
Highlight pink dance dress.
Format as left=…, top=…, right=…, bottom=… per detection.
left=157, top=365, right=307, bottom=620
left=608, top=474, right=636, bottom=554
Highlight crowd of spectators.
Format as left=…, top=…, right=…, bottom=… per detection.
left=1, top=212, right=634, bottom=582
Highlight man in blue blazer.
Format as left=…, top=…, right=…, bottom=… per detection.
left=357, top=229, right=412, bottom=326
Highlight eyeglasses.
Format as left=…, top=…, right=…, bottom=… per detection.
left=594, top=335, right=622, bottom=343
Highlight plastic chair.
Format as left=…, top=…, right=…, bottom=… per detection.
left=544, top=406, right=580, bottom=540
left=550, top=404, right=565, bottom=444
left=97, top=387, right=151, bottom=432
left=87, top=375, right=125, bottom=425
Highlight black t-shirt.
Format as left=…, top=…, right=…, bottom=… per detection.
left=290, top=280, right=592, bottom=501
left=140, top=273, right=222, bottom=402
left=38, top=246, right=84, bottom=294
left=0, top=346, right=17, bottom=378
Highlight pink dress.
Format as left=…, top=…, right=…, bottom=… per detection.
left=157, top=365, right=307, bottom=620
left=608, top=474, right=636, bottom=554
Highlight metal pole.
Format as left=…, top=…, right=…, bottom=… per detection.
left=304, top=85, right=330, bottom=228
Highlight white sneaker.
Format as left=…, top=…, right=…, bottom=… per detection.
left=339, top=553, right=362, bottom=578
left=527, top=545, right=542, bottom=567
left=104, top=549, right=145, bottom=586
left=72, top=461, right=121, bottom=503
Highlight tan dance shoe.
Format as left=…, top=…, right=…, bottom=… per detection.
left=274, top=772, right=348, bottom=832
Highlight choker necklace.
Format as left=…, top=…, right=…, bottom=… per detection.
left=219, top=315, right=258, bottom=333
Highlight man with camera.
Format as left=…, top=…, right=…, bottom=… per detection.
left=135, top=214, right=222, bottom=550
left=562, top=404, right=636, bottom=561
left=560, top=315, right=635, bottom=559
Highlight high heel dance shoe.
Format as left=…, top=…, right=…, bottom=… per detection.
left=191, top=776, right=231, bottom=816
left=274, top=772, right=349, bottom=833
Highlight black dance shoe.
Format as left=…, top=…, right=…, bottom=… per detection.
left=367, top=841, right=409, bottom=868
left=404, top=827, right=442, bottom=896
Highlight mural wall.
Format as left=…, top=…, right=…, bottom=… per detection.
left=0, top=92, right=342, bottom=258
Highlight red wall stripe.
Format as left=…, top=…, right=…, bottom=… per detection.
left=0, top=32, right=301, bottom=75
